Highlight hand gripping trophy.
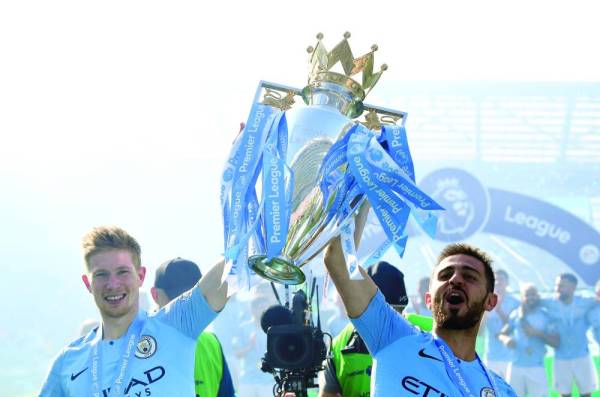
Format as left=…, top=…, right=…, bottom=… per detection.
left=220, top=32, right=443, bottom=287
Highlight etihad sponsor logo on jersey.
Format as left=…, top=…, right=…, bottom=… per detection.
left=401, top=376, right=496, bottom=397
left=402, top=376, right=450, bottom=396
left=135, top=335, right=157, bottom=359
left=100, top=365, right=165, bottom=397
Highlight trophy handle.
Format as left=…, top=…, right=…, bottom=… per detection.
left=258, top=81, right=408, bottom=130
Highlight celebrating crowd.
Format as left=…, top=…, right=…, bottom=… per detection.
left=38, top=224, right=600, bottom=397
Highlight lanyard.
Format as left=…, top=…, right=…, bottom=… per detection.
left=433, top=337, right=500, bottom=397
left=89, top=315, right=144, bottom=397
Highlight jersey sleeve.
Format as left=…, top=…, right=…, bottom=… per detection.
left=39, top=350, right=65, bottom=397
left=154, top=283, right=218, bottom=339
left=350, top=289, right=418, bottom=356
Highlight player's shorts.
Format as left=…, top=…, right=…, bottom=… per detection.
left=553, top=355, right=599, bottom=394
left=507, top=364, right=548, bottom=397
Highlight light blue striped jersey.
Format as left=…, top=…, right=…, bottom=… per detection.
left=351, top=291, right=517, bottom=397
left=40, top=285, right=217, bottom=397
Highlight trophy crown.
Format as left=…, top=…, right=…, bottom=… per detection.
left=306, top=32, right=387, bottom=104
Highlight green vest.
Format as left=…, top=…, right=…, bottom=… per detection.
left=331, top=324, right=372, bottom=397
left=194, top=332, right=223, bottom=397
left=331, top=313, right=433, bottom=397
left=404, top=312, right=433, bottom=332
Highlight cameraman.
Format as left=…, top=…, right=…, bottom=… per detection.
left=319, top=261, right=432, bottom=397
left=151, top=257, right=235, bottom=397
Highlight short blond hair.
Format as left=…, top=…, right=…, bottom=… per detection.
left=82, top=226, right=141, bottom=270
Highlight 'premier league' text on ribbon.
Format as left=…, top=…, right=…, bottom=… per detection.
left=267, top=154, right=283, bottom=245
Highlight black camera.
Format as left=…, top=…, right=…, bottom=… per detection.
left=260, top=282, right=328, bottom=397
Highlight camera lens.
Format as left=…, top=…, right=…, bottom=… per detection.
left=273, top=333, right=310, bottom=365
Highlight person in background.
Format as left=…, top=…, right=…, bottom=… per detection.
left=483, top=268, right=520, bottom=379
left=39, top=225, right=228, bottom=397
left=543, top=273, right=598, bottom=397
left=151, top=257, right=235, bottom=397
left=499, top=283, right=559, bottom=397
left=587, top=280, right=600, bottom=345
left=206, top=292, right=246, bottom=390
left=319, top=261, right=433, bottom=397
left=408, top=276, right=432, bottom=316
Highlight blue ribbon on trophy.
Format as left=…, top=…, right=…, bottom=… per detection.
left=220, top=32, right=444, bottom=287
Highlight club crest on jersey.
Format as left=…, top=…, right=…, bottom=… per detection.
left=480, top=387, right=495, bottom=397
left=135, top=335, right=157, bottom=359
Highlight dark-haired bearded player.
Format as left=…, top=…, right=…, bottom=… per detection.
left=324, top=209, right=517, bottom=396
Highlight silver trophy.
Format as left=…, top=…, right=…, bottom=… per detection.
left=237, top=33, right=408, bottom=285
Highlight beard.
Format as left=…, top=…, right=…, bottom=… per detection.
left=558, top=292, right=571, bottom=302
left=432, top=293, right=486, bottom=330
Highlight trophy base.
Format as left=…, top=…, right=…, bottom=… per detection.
left=249, top=255, right=306, bottom=285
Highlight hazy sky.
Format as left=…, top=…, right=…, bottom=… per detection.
left=2, top=0, right=599, bottom=284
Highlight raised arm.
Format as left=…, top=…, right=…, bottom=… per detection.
left=324, top=236, right=377, bottom=318
left=323, top=203, right=377, bottom=318
left=156, top=258, right=229, bottom=339
left=198, top=258, right=229, bottom=312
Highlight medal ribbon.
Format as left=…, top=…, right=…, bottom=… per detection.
left=89, top=316, right=144, bottom=397
left=434, top=337, right=501, bottom=397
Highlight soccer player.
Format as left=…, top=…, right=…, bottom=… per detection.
left=408, top=276, right=433, bottom=316
left=498, top=283, right=559, bottom=397
left=323, top=207, right=517, bottom=396
left=542, top=273, right=598, bottom=397
left=587, top=280, right=600, bottom=342
left=319, top=261, right=432, bottom=397
left=39, top=226, right=229, bottom=396
left=483, top=269, right=520, bottom=379
left=150, top=257, right=235, bottom=397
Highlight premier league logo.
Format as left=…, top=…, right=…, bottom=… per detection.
left=135, top=335, right=157, bottom=359
left=420, top=168, right=489, bottom=242
left=580, top=244, right=600, bottom=266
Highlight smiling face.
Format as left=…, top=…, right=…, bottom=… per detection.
left=426, top=254, right=497, bottom=330
left=82, top=249, right=146, bottom=320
